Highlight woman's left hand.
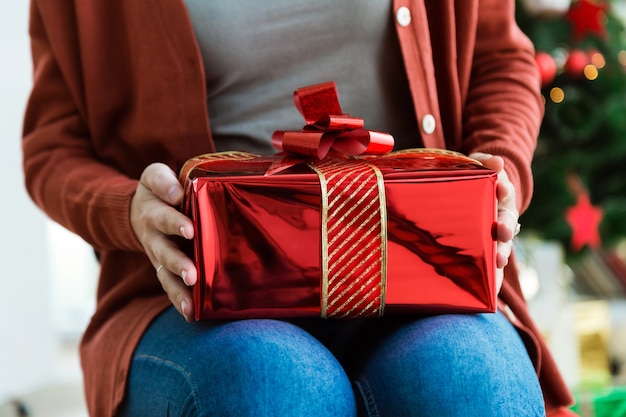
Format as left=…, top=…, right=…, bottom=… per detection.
left=469, top=152, right=520, bottom=293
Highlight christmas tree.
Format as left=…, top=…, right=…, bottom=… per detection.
left=516, top=0, right=626, bottom=258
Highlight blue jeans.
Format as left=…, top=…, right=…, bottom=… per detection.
left=118, top=308, right=545, bottom=416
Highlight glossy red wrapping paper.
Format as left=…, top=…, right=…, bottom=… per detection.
left=180, top=149, right=498, bottom=321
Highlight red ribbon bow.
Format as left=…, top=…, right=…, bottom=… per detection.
left=272, top=81, right=395, bottom=159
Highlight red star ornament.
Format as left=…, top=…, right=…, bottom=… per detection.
left=565, top=193, right=603, bottom=252
left=567, top=0, right=609, bottom=40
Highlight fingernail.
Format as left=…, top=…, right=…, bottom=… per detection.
left=181, top=300, right=190, bottom=322
left=180, top=226, right=190, bottom=240
left=181, top=270, right=189, bottom=286
left=167, top=185, right=183, bottom=204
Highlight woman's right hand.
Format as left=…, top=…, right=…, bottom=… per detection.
left=130, top=163, right=197, bottom=322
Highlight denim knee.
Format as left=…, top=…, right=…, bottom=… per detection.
left=355, top=313, right=545, bottom=417
left=195, top=319, right=357, bottom=416
left=121, top=313, right=357, bottom=417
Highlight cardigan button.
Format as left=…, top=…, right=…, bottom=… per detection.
left=421, top=114, right=436, bottom=134
left=396, top=6, right=412, bottom=27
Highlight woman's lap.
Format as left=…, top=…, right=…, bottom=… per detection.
left=354, top=312, right=545, bottom=417
left=118, top=307, right=545, bottom=417
left=118, top=310, right=356, bottom=417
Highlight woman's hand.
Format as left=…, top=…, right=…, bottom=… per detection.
left=130, top=163, right=197, bottom=322
left=469, top=153, right=521, bottom=293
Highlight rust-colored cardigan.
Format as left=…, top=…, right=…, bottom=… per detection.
left=23, top=0, right=576, bottom=415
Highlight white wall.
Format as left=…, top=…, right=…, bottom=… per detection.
left=0, top=1, right=57, bottom=401
left=0, top=2, right=96, bottom=403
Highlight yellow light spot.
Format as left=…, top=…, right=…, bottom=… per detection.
left=550, top=87, right=565, bottom=103
left=584, top=65, right=598, bottom=80
left=590, top=52, right=605, bottom=69
left=619, top=51, right=626, bottom=66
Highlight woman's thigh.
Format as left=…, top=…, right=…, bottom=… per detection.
left=117, top=307, right=356, bottom=417
left=354, top=312, right=546, bottom=417
left=118, top=308, right=544, bottom=417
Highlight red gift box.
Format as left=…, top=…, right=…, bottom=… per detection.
left=180, top=82, right=497, bottom=321
left=180, top=149, right=497, bottom=321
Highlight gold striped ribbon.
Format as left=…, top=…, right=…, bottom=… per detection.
left=309, top=157, right=387, bottom=318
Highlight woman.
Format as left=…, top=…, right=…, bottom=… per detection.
left=23, top=0, right=575, bottom=415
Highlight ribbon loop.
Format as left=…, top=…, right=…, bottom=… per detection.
left=295, top=82, right=343, bottom=124
left=272, top=81, right=394, bottom=159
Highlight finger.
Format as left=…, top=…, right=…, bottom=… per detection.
left=156, top=267, right=194, bottom=322
left=135, top=182, right=195, bottom=241
left=151, top=201, right=195, bottom=241
left=496, top=220, right=519, bottom=243
left=468, top=153, right=505, bottom=172
left=482, top=155, right=504, bottom=172
left=497, top=207, right=519, bottom=242
left=140, top=163, right=185, bottom=206
left=495, top=267, right=504, bottom=294
left=151, top=237, right=198, bottom=287
left=496, top=177, right=515, bottom=207
left=496, top=239, right=513, bottom=269
left=468, top=152, right=492, bottom=162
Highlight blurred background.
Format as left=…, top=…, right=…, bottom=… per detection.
left=3, top=1, right=626, bottom=416
left=0, top=3, right=95, bottom=416
left=514, top=1, right=626, bottom=414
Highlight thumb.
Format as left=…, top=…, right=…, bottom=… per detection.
left=140, top=163, right=184, bottom=205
